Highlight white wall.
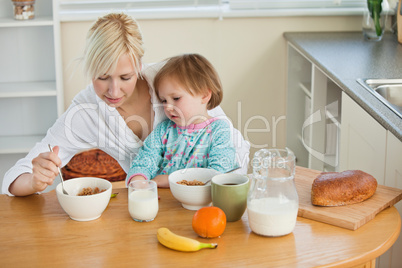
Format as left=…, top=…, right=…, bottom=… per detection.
left=61, top=15, right=363, bottom=159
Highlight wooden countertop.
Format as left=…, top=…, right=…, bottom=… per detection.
left=0, top=167, right=400, bottom=267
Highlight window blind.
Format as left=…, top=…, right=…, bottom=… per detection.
left=59, top=0, right=224, bottom=21
left=59, top=0, right=222, bottom=11
left=228, top=0, right=367, bottom=10
left=59, top=0, right=391, bottom=21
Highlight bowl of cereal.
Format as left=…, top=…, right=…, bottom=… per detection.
left=168, top=168, right=221, bottom=210
left=56, top=177, right=112, bottom=221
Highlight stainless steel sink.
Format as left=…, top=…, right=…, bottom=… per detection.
left=357, top=79, right=402, bottom=118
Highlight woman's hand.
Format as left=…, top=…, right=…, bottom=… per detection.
left=9, top=146, right=62, bottom=196
left=31, top=146, right=62, bottom=191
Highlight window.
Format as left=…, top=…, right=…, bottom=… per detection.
left=58, top=0, right=390, bottom=21
left=59, top=0, right=224, bottom=21
left=229, top=0, right=366, bottom=9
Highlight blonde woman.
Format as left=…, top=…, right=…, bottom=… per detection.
left=2, top=13, right=250, bottom=196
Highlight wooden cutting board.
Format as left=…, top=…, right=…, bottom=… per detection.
left=295, top=166, right=402, bottom=230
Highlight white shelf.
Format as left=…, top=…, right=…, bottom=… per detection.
left=297, top=134, right=308, bottom=148
left=287, top=44, right=342, bottom=172
left=325, top=109, right=340, bottom=128
left=0, top=81, right=56, bottom=98
left=298, top=82, right=311, bottom=98
left=0, top=16, right=53, bottom=27
left=324, top=154, right=337, bottom=168
left=0, top=134, right=45, bottom=154
left=0, top=0, right=63, bottom=191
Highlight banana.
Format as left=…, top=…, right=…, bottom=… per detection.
left=157, top=227, right=217, bottom=252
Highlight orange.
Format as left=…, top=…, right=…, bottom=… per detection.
left=192, top=206, right=226, bottom=238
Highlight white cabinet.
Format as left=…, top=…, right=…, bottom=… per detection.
left=339, top=92, right=387, bottom=185
left=286, top=44, right=341, bottom=172
left=339, top=93, right=402, bottom=268
left=378, top=131, right=402, bottom=267
left=385, top=131, right=402, bottom=189
left=287, top=44, right=402, bottom=267
left=0, top=0, right=63, bottom=185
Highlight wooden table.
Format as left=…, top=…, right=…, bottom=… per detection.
left=0, top=168, right=400, bottom=267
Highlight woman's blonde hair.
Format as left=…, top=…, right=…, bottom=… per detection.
left=83, top=13, right=144, bottom=79
left=154, top=54, right=223, bottom=110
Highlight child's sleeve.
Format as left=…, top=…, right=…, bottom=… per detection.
left=125, top=121, right=168, bottom=184
left=207, top=120, right=240, bottom=173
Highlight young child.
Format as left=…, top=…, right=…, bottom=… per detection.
left=126, top=54, right=239, bottom=188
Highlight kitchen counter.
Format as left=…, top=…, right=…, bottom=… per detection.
left=284, top=32, right=402, bottom=141
left=0, top=167, right=400, bottom=267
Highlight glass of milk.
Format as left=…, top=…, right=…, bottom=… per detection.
left=247, top=148, right=298, bottom=237
left=128, top=180, right=158, bottom=222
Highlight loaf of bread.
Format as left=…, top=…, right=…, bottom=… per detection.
left=311, top=170, right=377, bottom=206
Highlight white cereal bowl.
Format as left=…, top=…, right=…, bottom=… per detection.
left=56, top=177, right=112, bottom=221
left=168, top=168, right=222, bottom=210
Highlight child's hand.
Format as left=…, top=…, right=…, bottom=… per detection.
left=153, top=175, right=169, bottom=188
left=130, top=175, right=147, bottom=182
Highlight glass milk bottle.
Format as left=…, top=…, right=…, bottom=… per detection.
left=247, top=148, right=298, bottom=237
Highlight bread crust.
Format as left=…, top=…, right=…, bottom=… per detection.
left=311, top=170, right=377, bottom=206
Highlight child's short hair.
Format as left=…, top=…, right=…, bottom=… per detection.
left=154, top=54, right=223, bottom=110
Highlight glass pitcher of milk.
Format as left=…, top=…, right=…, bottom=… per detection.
left=247, top=148, right=298, bottom=237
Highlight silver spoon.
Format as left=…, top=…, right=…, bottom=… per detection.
left=48, top=144, right=69, bottom=195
